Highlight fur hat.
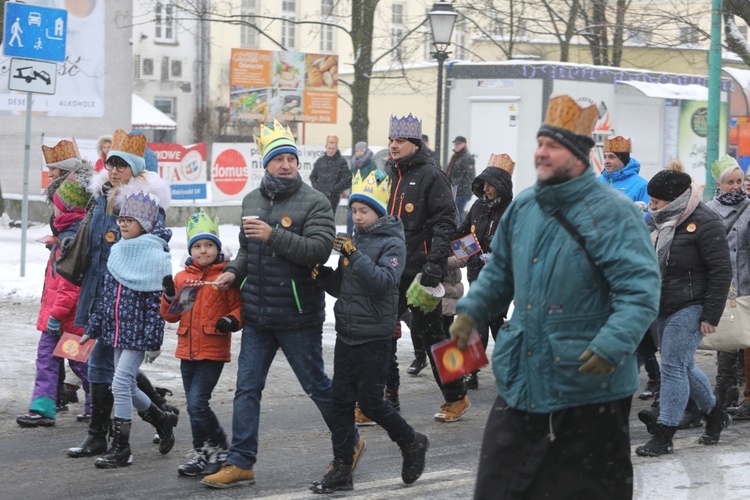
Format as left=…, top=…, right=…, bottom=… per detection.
left=96, top=135, right=113, bottom=158
left=647, top=170, right=692, bottom=202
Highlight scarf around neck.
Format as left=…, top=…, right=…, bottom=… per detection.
left=649, top=185, right=702, bottom=276
left=107, top=234, right=172, bottom=292
left=715, top=187, right=747, bottom=206
left=261, top=173, right=297, bottom=199
left=352, top=149, right=373, bottom=169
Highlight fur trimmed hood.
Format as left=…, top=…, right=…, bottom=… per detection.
left=88, top=169, right=171, bottom=212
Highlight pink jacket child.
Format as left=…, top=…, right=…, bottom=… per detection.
left=17, top=170, right=93, bottom=428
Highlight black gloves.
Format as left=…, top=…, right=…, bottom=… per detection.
left=311, top=264, right=334, bottom=281
left=333, top=235, right=357, bottom=258
left=162, top=275, right=176, bottom=299
left=420, top=262, right=443, bottom=288
left=216, top=316, right=239, bottom=333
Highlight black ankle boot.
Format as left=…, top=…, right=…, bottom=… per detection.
left=699, top=404, right=731, bottom=445
left=139, top=403, right=178, bottom=454
left=68, top=383, right=113, bottom=458
left=136, top=372, right=180, bottom=416
left=635, top=424, right=677, bottom=457
left=95, top=418, right=132, bottom=468
left=310, top=458, right=353, bottom=494
left=638, top=402, right=659, bottom=435
left=399, top=432, right=429, bottom=484
left=407, top=354, right=427, bottom=376
left=678, top=398, right=703, bottom=430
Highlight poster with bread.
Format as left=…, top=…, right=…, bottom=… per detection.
left=305, top=54, right=338, bottom=90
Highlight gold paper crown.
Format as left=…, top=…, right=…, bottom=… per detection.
left=326, top=135, right=339, bottom=145
left=603, top=136, right=632, bottom=153
left=487, top=153, right=515, bottom=176
left=254, top=119, right=296, bottom=157
left=42, top=139, right=80, bottom=165
left=111, top=129, right=147, bottom=158
left=544, top=95, right=598, bottom=136
left=349, top=170, right=391, bottom=215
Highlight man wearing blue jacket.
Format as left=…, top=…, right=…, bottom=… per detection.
left=599, top=135, right=649, bottom=203
left=450, top=96, right=661, bottom=500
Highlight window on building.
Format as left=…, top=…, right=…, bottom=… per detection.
left=240, top=0, right=258, bottom=48
left=627, top=27, right=652, bottom=45
left=153, top=97, right=176, bottom=142
left=679, top=26, right=700, bottom=45
left=391, top=3, right=405, bottom=62
left=320, top=0, right=334, bottom=53
left=155, top=2, right=176, bottom=43
left=281, top=0, right=297, bottom=49
left=515, top=18, right=528, bottom=39
left=454, top=19, right=467, bottom=59
left=490, top=17, right=503, bottom=38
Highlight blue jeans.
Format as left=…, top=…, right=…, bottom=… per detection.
left=332, top=339, right=415, bottom=462
left=88, top=341, right=115, bottom=384
left=656, top=305, right=716, bottom=426
left=112, top=348, right=151, bottom=419
left=181, top=359, right=227, bottom=450
left=226, top=324, right=359, bottom=470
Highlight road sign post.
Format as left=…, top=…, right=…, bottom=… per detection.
left=3, top=3, right=68, bottom=277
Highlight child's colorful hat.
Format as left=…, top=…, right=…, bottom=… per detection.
left=53, top=171, right=92, bottom=212
left=120, top=191, right=160, bottom=233
left=187, top=208, right=221, bottom=252
left=349, top=170, right=391, bottom=217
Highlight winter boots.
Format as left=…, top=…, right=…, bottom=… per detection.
left=637, top=403, right=659, bottom=436
left=16, top=411, right=55, bottom=428
left=398, top=432, right=429, bottom=484
left=94, top=418, right=133, bottom=468
left=698, top=404, right=731, bottom=445
left=678, top=398, right=703, bottom=430
left=67, top=383, right=113, bottom=457
left=310, top=458, right=354, bottom=494
left=138, top=403, right=178, bottom=455
left=635, top=424, right=677, bottom=457
left=407, top=352, right=428, bottom=376
left=136, top=372, right=179, bottom=444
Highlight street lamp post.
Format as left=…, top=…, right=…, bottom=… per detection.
left=428, top=2, right=457, bottom=168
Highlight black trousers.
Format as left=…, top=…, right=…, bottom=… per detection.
left=475, top=396, right=633, bottom=500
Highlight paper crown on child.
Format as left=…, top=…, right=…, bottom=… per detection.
left=537, top=95, right=598, bottom=164
left=107, top=129, right=147, bottom=176
left=603, top=135, right=632, bottom=154
left=42, top=139, right=82, bottom=171
left=487, top=153, right=515, bottom=176
left=254, top=119, right=299, bottom=168
left=711, top=154, right=741, bottom=182
left=53, top=171, right=92, bottom=212
left=187, top=208, right=221, bottom=252
left=349, top=170, right=391, bottom=217
left=388, top=113, right=422, bottom=139
left=120, top=191, right=161, bottom=233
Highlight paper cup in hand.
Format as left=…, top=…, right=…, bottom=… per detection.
left=405, top=273, right=445, bottom=313
left=242, top=215, right=260, bottom=221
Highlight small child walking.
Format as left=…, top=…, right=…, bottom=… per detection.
left=17, top=171, right=93, bottom=428
left=161, top=209, right=243, bottom=477
left=84, top=180, right=176, bottom=469
left=311, top=170, right=428, bottom=494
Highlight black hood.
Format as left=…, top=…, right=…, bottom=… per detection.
left=471, top=166, right=513, bottom=200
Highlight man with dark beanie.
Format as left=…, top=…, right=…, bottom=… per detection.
left=599, top=135, right=649, bottom=203
left=450, top=95, right=661, bottom=499
left=386, top=113, right=470, bottom=423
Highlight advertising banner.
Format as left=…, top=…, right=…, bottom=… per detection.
left=211, top=143, right=325, bottom=203
left=678, top=100, right=728, bottom=189
left=230, top=48, right=338, bottom=124
left=150, top=142, right=208, bottom=201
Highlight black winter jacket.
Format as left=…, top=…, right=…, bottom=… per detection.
left=446, top=149, right=475, bottom=197
left=225, top=175, right=335, bottom=329
left=649, top=202, right=731, bottom=325
left=455, top=166, right=513, bottom=282
left=387, top=145, right=458, bottom=279
left=310, top=151, right=351, bottom=211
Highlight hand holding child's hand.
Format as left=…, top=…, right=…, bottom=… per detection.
left=215, top=272, right=236, bottom=291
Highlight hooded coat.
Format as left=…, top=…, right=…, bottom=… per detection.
left=598, top=157, right=649, bottom=203
left=310, top=150, right=352, bottom=211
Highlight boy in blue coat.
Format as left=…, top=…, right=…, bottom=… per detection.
left=310, top=170, right=428, bottom=494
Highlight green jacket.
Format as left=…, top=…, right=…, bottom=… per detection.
left=456, top=167, right=661, bottom=413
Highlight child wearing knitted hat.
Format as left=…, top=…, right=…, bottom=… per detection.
left=82, top=179, right=176, bottom=469
left=310, top=170, right=429, bottom=493
left=17, top=171, right=93, bottom=429
left=160, top=208, right=243, bottom=477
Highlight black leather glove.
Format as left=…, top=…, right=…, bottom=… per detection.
left=420, top=262, right=443, bottom=288
left=216, top=316, right=239, bottom=333
left=162, top=275, right=176, bottom=299
left=311, top=264, right=334, bottom=281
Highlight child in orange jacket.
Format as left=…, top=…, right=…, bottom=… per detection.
left=161, top=209, right=243, bottom=477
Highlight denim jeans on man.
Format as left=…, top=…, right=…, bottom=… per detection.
left=332, top=338, right=415, bottom=462
left=112, top=348, right=151, bottom=419
left=181, top=359, right=227, bottom=450
left=656, top=304, right=717, bottom=426
left=226, top=324, right=360, bottom=470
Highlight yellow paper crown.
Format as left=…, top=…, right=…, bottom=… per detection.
left=110, top=129, right=147, bottom=158
left=544, top=95, right=598, bottom=136
left=349, top=170, right=391, bottom=215
left=603, top=136, right=632, bottom=153
left=254, top=119, right=296, bottom=156
left=42, top=139, right=80, bottom=165
left=487, top=153, right=515, bottom=176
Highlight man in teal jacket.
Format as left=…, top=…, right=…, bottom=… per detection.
left=450, top=95, right=661, bottom=500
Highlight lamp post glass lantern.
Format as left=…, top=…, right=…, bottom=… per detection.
left=429, top=2, right=457, bottom=167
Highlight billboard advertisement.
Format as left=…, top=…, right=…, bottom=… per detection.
left=678, top=100, right=728, bottom=189
left=150, top=143, right=209, bottom=201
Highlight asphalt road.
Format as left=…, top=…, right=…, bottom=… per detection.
left=2, top=298, right=750, bottom=499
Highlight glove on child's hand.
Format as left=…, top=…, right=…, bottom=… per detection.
left=215, top=316, right=239, bottom=333
left=144, top=350, right=161, bottom=364
left=47, top=317, right=61, bottom=336
left=162, top=275, right=176, bottom=299
left=311, top=264, right=334, bottom=281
